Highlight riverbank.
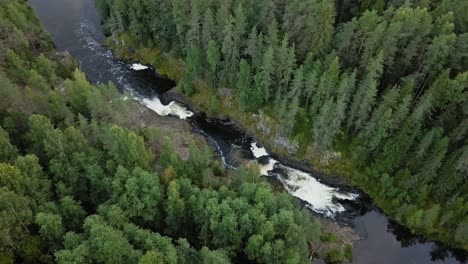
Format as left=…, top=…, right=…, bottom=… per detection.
left=104, top=32, right=467, bottom=252
left=105, top=33, right=357, bottom=187
left=105, top=33, right=364, bottom=263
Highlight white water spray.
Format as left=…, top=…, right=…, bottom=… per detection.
left=130, top=63, right=149, bottom=71
left=139, top=97, right=193, bottom=120
left=251, top=142, right=269, bottom=158
left=250, top=142, right=358, bottom=217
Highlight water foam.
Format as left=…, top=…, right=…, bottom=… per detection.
left=140, top=97, right=193, bottom=120
left=131, top=63, right=149, bottom=71
left=249, top=142, right=357, bottom=217
left=278, top=166, right=358, bottom=217
left=251, top=142, right=269, bottom=158
left=259, top=158, right=279, bottom=176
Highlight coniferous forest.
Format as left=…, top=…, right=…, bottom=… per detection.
left=0, top=0, right=467, bottom=263
left=0, top=1, right=328, bottom=263
left=95, top=0, right=468, bottom=251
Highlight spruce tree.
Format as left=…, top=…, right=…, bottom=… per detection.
left=254, top=46, right=275, bottom=104
left=201, top=9, right=215, bottom=50
left=246, top=27, right=264, bottom=71
left=237, top=59, right=252, bottom=111
left=206, top=40, right=221, bottom=87
left=220, top=16, right=238, bottom=85
left=281, top=67, right=303, bottom=137
left=347, top=52, right=384, bottom=134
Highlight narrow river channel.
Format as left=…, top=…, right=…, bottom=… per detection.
left=28, top=0, right=466, bottom=263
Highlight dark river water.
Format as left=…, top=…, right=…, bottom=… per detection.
left=28, top=0, right=466, bottom=263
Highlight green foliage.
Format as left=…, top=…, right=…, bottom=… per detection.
left=103, top=125, right=154, bottom=170
left=110, top=166, right=163, bottom=226
left=65, top=70, right=94, bottom=116
left=6, top=49, right=28, bottom=83
left=237, top=59, right=253, bottom=111
left=97, top=0, right=468, bottom=251
left=35, top=53, right=57, bottom=84
left=0, top=3, right=324, bottom=262
left=1, top=2, right=468, bottom=264
left=206, top=40, right=221, bottom=86
left=35, top=212, right=65, bottom=243
left=180, top=71, right=194, bottom=96
left=0, top=126, right=18, bottom=163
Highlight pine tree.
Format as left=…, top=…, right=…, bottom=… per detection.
left=359, top=87, right=400, bottom=142
left=266, top=18, right=279, bottom=48
left=171, top=0, right=189, bottom=52
left=376, top=93, right=433, bottom=174
left=274, top=35, right=296, bottom=108
left=282, top=0, right=335, bottom=59
left=215, top=0, right=232, bottom=41
left=180, top=71, right=194, bottom=96
left=237, top=59, right=252, bottom=111
left=254, top=46, right=275, bottom=104
left=313, top=72, right=354, bottom=150
left=186, top=0, right=202, bottom=47
left=233, top=3, right=246, bottom=50
left=303, top=60, right=322, bottom=110
left=391, top=82, right=414, bottom=130
left=416, top=135, right=449, bottom=184
left=128, top=0, right=145, bottom=40
left=313, top=98, right=334, bottom=150
left=186, top=44, right=201, bottom=76
left=206, top=40, right=221, bottom=87
left=220, top=16, right=238, bottom=85
left=246, top=27, right=264, bottom=71
left=201, top=8, right=215, bottom=50
left=280, top=67, right=303, bottom=137
left=309, top=57, right=340, bottom=120
left=347, top=52, right=384, bottom=134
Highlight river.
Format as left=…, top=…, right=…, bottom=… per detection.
left=28, top=0, right=466, bottom=263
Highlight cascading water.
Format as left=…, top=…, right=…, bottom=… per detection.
left=134, top=85, right=359, bottom=218
left=140, top=96, right=194, bottom=120
left=130, top=63, right=149, bottom=71
left=28, top=0, right=466, bottom=262
left=250, top=143, right=358, bottom=217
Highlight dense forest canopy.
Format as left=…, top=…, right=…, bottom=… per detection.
left=0, top=1, right=333, bottom=263
left=96, top=0, right=468, bottom=249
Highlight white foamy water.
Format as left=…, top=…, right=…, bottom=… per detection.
left=278, top=166, right=358, bottom=217
left=250, top=142, right=357, bottom=217
left=251, top=142, right=269, bottom=158
left=259, top=158, right=279, bottom=176
left=131, top=63, right=149, bottom=70
left=251, top=142, right=278, bottom=175
left=140, top=97, right=193, bottom=120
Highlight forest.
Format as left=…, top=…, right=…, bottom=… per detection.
left=95, top=0, right=468, bottom=250
left=0, top=1, right=334, bottom=263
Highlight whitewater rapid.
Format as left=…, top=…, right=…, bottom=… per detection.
left=128, top=64, right=358, bottom=218
left=130, top=63, right=149, bottom=70
left=140, top=97, right=193, bottom=120
left=250, top=142, right=358, bottom=217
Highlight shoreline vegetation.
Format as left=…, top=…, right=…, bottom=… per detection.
left=94, top=0, right=467, bottom=253
left=104, top=34, right=359, bottom=263
left=105, top=28, right=467, bottom=251
left=0, top=1, right=358, bottom=263
left=105, top=33, right=357, bottom=182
